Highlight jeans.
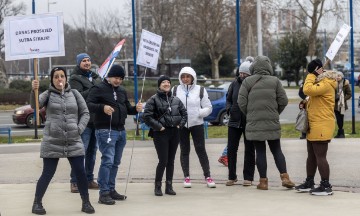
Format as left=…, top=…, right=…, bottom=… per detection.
left=221, top=146, right=228, bottom=156
left=70, top=127, right=98, bottom=183
left=36, top=157, right=88, bottom=199
left=96, top=129, right=126, bottom=195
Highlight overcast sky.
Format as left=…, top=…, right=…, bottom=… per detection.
left=15, top=0, right=131, bottom=26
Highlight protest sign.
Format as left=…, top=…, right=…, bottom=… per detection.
left=136, top=29, right=162, bottom=70
left=325, top=24, right=351, bottom=61
left=4, top=12, right=65, bottom=61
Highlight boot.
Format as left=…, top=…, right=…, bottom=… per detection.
left=81, top=195, right=95, bottom=214
left=257, top=178, right=268, bottom=190
left=280, top=173, right=295, bottom=188
left=154, top=181, right=163, bottom=196
left=32, top=196, right=46, bottom=215
left=165, top=181, right=176, bottom=195
left=334, top=129, right=345, bottom=138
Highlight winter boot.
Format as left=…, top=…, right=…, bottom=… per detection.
left=165, top=181, right=176, bottom=195
left=280, top=173, right=295, bottom=188
left=154, top=181, right=163, bottom=196
left=32, top=196, right=46, bottom=215
left=257, top=178, right=268, bottom=190
left=81, top=195, right=95, bottom=214
left=335, top=129, right=345, bottom=138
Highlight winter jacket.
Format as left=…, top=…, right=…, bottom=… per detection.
left=173, top=68, right=212, bottom=128
left=303, top=72, right=337, bottom=141
left=69, top=66, right=102, bottom=128
left=334, top=79, right=351, bottom=111
left=143, top=90, right=187, bottom=131
left=30, top=84, right=89, bottom=158
left=226, top=77, right=246, bottom=129
left=86, top=80, right=138, bottom=131
left=238, top=56, right=288, bottom=141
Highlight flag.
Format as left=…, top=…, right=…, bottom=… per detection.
left=98, top=39, right=125, bottom=78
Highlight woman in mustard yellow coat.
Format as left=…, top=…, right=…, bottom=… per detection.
left=295, top=59, right=337, bottom=196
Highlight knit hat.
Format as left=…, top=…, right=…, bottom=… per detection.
left=158, top=75, right=171, bottom=87
left=107, top=64, right=125, bottom=78
left=50, top=67, right=67, bottom=88
left=307, top=59, right=323, bottom=73
left=76, top=53, right=91, bottom=66
left=238, top=56, right=254, bottom=75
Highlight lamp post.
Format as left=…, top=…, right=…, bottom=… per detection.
left=47, top=0, right=56, bottom=74
left=84, top=0, right=88, bottom=52
left=256, top=0, right=263, bottom=56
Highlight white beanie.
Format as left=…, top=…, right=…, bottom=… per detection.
left=238, top=56, right=254, bottom=75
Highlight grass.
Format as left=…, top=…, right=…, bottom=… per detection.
left=3, top=121, right=360, bottom=144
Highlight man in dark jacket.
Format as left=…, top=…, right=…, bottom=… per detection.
left=68, top=53, right=102, bottom=193
left=87, top=64, right=142, bottom=205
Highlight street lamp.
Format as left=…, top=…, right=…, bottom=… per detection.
left=47, top=0, right=56, bottom=74
left=84, top=0, right=88, bottom=52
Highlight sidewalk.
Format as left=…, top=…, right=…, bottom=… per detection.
left=1, top=138, right=360, bottom=216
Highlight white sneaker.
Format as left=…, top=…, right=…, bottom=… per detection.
left=184, top=177, right=191, bottom=188
left=206, top=177, right=216, bottom=188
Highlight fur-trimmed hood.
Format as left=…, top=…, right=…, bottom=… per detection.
left=315, top=70, right=338, bottom=83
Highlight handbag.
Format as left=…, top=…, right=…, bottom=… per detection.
left=295, top=109, right=308, bottom=133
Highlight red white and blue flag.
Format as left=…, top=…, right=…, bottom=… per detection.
left=98, top=39, right=125, bottom=78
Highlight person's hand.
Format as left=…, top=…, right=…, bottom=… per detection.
left=32, top=80, right=39, bottom=91
left=103, top=105, right=114, bottom=116
left=160, top=127, right=165, bottom=131
left=313, top=67, right=324, bottom=76
left=136, top=102, right=143, bottom=112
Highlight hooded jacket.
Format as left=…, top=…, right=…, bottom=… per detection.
left=304, top=71, right=337, bottom=141
left=173, top=67, right=212, bottom=128
left=30, top=84, right=89, bottom=158
left=226, top=77, right=246, bottom=128
left=238, top=56, right=288, bottom=141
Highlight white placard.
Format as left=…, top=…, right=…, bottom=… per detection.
left=136, top=29, right=162, bottom=70
left=325, top=24, right=351, bottom=61
left=4, top=12, right=65, bottom=61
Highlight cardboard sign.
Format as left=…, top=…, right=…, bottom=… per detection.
left=325, top=24, right=351, bottom=61
left=4, top=12, right=65, bottom=61
left=136, top=29, right=162, bottom=70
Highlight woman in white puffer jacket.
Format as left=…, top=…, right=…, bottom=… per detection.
left=172, top=66, right=216, bottom=188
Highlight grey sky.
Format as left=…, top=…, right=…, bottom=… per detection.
left=16, top=0, right=130, bottom=26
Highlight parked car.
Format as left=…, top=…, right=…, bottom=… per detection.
left=204, top=87, right=229, bottom=126
left=12, top=105, right=46, bottom=128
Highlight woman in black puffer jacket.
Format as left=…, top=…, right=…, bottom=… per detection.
left=143, top=76, right=187, bottom=197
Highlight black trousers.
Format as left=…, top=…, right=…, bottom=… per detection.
left=306, top=140, right=330, bottom=180
left=334, top=110, right=344, bottom=130
left=153, top=127, right=179, bottom=182
left=179, top=125, right=211, bottom=178
left=35, top=156, right=88, bottom=199
left=227, top=127, right=255, bottom=181
left=253, top=139, right=287, bottom=178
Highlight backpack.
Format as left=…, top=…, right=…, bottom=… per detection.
left=173, top=85, right=204, bottom=100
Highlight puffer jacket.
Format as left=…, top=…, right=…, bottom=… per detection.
left=238, top=56, right=288, bottom=141
left=30, top=84, right=89, bottom=158
left=304, top=72, right=337, bottom=141
left=226, top=77, right=246, bottom=128
left=173, top=67, right=212, bottom=128
left=69, top=66, right=102, bottom=128
left=143, top=90, right=187, bottom=131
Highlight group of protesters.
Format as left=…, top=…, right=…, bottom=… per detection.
left=30, top=54, right=340, bottom=215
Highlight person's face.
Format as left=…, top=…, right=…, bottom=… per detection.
left=159, top=80, right=171, bottom=92
left=180, top=73, right=193, bottom=85
left=79, top=57, right=92, bottom=71
left=107, top=77, right=123, bottom=87
left=337, top=74, right=343, bottom=81
left=239, top=72, right=250, bottom=79
left=52, top=70, right=66, bottom=90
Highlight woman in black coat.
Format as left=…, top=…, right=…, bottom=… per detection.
left=143, top=76, right=187, bottom=196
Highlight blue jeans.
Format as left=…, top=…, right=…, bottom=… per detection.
left=70, top=127, right=98, bottom=183
left=96, top=129, right=126, bottom=194
left=222, top=146, right=228, bottom=156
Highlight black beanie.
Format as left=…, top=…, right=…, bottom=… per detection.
left=158, top=75, right=171, bottom=87
left=307, top=59, right=323, bottom=73
left=107, top=64, right=125, bottom=78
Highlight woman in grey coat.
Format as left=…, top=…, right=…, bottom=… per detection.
left=30, top=67, right=94, bottom=214
left=238, top=56, right=295, bottom=190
